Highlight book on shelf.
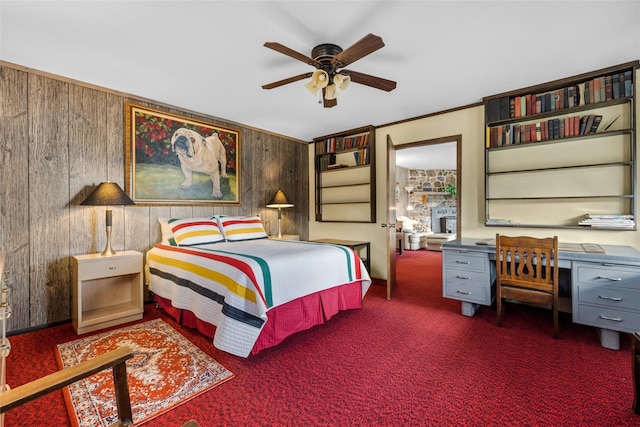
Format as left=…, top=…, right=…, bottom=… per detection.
left=605, top=75, right=613, bottom=100
left=612, top=74, right=620, bottom=98
left=588, top=115, right=602, bottom=134
left=593, top=77, right=601, bottom=103
left=578, top=116, right=589, bottom=135
left=584, top=115, right=596, bottom=134
left=327, top=163, right=348, bottom=169
left=624, top=70, right=632, bottom=97
left=499, top=97, right=510, bottom=120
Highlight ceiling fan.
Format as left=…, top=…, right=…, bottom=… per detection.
left=261, top=33, right=396, bottom=108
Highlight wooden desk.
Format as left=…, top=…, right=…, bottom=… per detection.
left=442, top=238, right=640, bottom=350
left=312, top=239, right=370, bottom=273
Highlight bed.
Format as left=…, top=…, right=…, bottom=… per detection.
left=146, top=216, right=371, bottom=357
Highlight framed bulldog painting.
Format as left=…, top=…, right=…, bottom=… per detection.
left=124, top=102, right=241, bottom=205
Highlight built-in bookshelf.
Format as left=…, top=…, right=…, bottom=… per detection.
left=313, top=125, right=376, bottom=223
left=483, top=61, right=639, bottom=230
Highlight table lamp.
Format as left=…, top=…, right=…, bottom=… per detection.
left=266, top=190, right=293, bottom=238
left=81, top=182, right=135, bottom=256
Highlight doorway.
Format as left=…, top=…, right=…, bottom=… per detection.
left=389, top=135, right=462, bottom=292
left=396, top=137, right=461, bottom=239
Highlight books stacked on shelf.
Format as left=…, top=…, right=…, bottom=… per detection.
left=343, top=133, right=369, bottom=150
left=578, top=214, right=635, bottom=229
left=487, top=114, right=605, bottom=147
left=317, top=153, right=336, bottom=170
left=315, top=133, right=369, bottom=154
left=353, top=147, right=370, bottom=166
left=486, top=69, right=633, bottom=123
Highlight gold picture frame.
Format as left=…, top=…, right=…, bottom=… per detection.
left=125, top=102, right=240, bottom=205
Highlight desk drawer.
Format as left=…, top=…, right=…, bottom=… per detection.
left=576, top=284, right=640, bottom=311
left=576, top=304, right=640, bottom=333
left=444, top=252, right=486, bottom=272
left=576, top=263, right=640, bottom=286
left=444, top=269, right=488, bottom=304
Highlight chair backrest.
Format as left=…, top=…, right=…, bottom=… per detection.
left=0, top=346, right=134, bottom=426
left=495, top=234, right=559, bottom=293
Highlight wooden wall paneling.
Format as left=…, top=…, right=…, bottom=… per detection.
left=102, top=94, right=129, bottom=252
left=294, top=139, right=309, bottom=239
left=0, top=63, right=310, bottom=332
left=170, top=206, right=194, bottom=219
left=192, top=206, right=215, bottom=218
left=284, top=135, right=299, bottom=238
left=0, top=66, right=30, bottom=330
left=123, top=205, right=150, bottom=253
left=257, top=131, right=276, bottom=236
left=106, top=92, right=124, bottom=179
left=149, top=206, right=171, bottom=245
left=28, top=74, right=71, bottom=326
left=69, top=84, right=108, bottom=257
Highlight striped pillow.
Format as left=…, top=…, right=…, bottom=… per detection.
left=168, top=218, right=225, bottom=246
left=216, top=216, right=268, bottom=241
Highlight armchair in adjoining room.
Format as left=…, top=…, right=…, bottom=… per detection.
left=397, top=216, right=433, bottom=251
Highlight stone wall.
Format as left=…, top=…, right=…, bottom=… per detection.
left=404, top=169, right=456, bottom=231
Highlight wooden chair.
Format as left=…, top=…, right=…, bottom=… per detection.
left=0, top=346, right=135, bottom=426
left=495, top=234, right=559, bottom=338
left=634, top=332, right=640, bottom=415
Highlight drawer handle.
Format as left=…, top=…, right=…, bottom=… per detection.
left=455, top=260, right=471, bottom=265
left=456, top=290, right=471, bottom=295
left=598, top=295, right=622, bottom=302
left=109, top=266, right=117, bottom=270
left=596, top=276, right=622, bottom=281
left=455, top=275, right=471, bottom=280
left=599, top=315, right=623, bottom=322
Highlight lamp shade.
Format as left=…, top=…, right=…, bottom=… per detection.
left=81, top=182, right=134, bottom=206
left=266, top=190, right=293, bottom=208
left=305, top=70, right=329, bottom=96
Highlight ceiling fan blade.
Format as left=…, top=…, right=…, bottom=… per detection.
left=264, top=42, right=321, bottom=67
left=321, top=87, right=337, bottom=108
left=342, top=70, right=397, bottom=92
left=331, top=33, right=385, bottom=68
left=262, top=72, right=314, bottom=90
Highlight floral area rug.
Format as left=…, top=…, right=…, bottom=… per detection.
left=56, top=318, right=233, bottom=427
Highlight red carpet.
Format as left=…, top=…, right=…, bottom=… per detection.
left=4, top=250, right=638, bottom=426
left=56, top=319, right=233, bottom=426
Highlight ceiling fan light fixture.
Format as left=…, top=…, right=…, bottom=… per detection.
left=262, top=34, right=395, bottom=108
left=305, top=70, right=329, bottom=96
left=324, top=74, right=350, bottom=100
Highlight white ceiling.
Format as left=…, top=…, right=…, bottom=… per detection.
left=1, top=1, right=639, bottom=143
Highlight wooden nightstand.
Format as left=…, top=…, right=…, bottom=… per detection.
left=72, top=250, right=143, bottom=334
left=269, top=234, right=301, bottom=241
left=311, top=239, right=370, bottom=273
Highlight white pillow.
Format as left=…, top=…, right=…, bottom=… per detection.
left=168, top=217, right=225, bottom=246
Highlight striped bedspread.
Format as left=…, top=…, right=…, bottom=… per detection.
left=146, top=239, right=371, bottom=357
